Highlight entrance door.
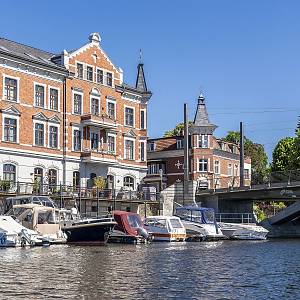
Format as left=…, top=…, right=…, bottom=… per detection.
left=106, top=175, right=114, bottom=190
left=34, top=167, right=43, bottom=193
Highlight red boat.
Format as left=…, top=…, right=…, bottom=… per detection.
left=108, top=210, right=151, bottom=244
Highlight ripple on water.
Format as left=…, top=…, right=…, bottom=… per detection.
left=0, top=240, right=300, bottom=299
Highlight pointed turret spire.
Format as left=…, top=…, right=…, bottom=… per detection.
left=189, top=93, right=217, bottom=135
left=135, top=50, right=148, bottom=92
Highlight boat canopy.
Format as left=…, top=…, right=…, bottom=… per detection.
left=175, top=206, right=216, bottom=224
left=113, top=211, right=144, bottom=236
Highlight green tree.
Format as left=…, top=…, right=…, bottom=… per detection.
left=223, top=131, right=268, bottom=184
left=296, top=116, right=300, bottom=135
left=163, top=121, right=193, bottom=137
left=272, top=121, right=300, bottom=172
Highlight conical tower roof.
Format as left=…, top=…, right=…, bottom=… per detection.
left=189, top=94, right=217, bottom=135
left=135, top=63, right=147, bottom=92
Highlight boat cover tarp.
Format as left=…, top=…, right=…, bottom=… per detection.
left=113, top=211, right=143, bottom=236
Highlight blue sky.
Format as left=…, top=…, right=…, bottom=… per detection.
left=1, top=0, right=299, bottom=161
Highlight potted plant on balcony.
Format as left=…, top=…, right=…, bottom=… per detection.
left=93, top=176, right=106, bottom=198
left=0, top=179, right=11, bottom=192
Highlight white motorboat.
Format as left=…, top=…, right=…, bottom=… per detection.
left=175, top=206, right=227, bottom=241
left=0, top=216, right=44, bottom=247
left=218, top=222, right=268, bottom=240
left=144, top=216, right=186, bottom=242
left=6, top=204, right=66, bottom=244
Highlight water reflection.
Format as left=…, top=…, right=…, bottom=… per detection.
left=0, top=240, right=299, bottom=299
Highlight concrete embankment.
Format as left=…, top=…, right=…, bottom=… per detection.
left=260, top=201, right=300, bottom=238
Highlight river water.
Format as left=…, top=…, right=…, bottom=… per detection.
left=0, top=239, right=299, bottom=300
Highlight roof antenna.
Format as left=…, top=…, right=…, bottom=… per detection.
left=199, top=85, right=204, bottom=97
left=139, top=49, right=143, bottom=64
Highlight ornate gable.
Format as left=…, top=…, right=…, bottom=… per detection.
left=48, top=115, right=61, bottom=124
left=32, top=112, right=48, bottom=121
left=68, top=33, right=120, bottom=74
left=123, top=129, right=137, bottom=138
left=1, top=105, right=21, bottom=116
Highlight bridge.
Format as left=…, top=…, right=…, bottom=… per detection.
left=195, top=169, right=300, bottom=217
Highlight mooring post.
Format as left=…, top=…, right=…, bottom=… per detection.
left=239, top=121, right=245, bottom=188
left=183, top=103, right=189, bottom=205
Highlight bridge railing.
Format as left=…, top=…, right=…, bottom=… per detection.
left=215, top=213, right=256, bottom=224
left=196, top=169, right=300, bottom=194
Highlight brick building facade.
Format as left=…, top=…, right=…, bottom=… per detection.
left=144, top=94, right=251, bottom=191
left=0, top=33, right=151, bottom=190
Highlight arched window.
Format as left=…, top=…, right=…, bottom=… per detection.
left=48, top=169, right=57, bottom=188
left=123, top=176, right=134, bottom=190
left=73, top=171, right=80, bottom=187
left=88, top=173, right=97, bottom=188
left=3, top=164, right=16, bottom=182
left=34, top=168, right=43, bottom=184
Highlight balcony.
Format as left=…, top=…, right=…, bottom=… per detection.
left=81, top=148, right=118, bottom=165
left=81, top=113, right=117, bottom=129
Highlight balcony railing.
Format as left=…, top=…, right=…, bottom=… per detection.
left=81, top=113, right=117, bottom=128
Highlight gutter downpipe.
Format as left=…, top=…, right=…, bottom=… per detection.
left=62, top=76, right=67, bottom=189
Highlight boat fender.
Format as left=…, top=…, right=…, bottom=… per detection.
left=0, top=234, right=7, bottom=245
left=137, top=227, right=149, bottom=239
left=20, top=237, right=27, bottom=247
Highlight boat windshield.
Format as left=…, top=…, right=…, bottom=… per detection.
left=37, top=196, right=57, bottom=208
left=169, top=218, right=183, bottom=229
left=127, top=215, right=143, bottom=228
left=7, top=207, right=28, bottom=218
left=145, top=218, right=167, bottom=229
left=203, top=209, right=215, bottom=224
left=176, top=208, right=203, bottom=223
left=37, top=211, right=56, bottom=224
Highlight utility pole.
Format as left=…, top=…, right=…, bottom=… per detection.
left=239, top=121, right=245, bottom=187
left=183, top=103, right=189, bottom=205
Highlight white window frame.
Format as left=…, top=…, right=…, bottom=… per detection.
left=106, top=98, right=116, bottom=119
left=198, top=158, right=208, bottom=172
left=198, top=134, right=209, bottom=148
left=148, top=142, right=156, bottom=151
left=2, top=113, right=20, bottom=143
left=140, top=109, right=146, bottom=130
left=96, top=67, right=104, bottom=84
left=48, top=123, right=60, bottom=149
left=72, top=90, right=83, bottom=115
left=107, top=133, right=116, bottom=154
left=106, top=71, right=114, bottom=87
left=214, top=160, right=220, bottom=174
left=2, top=74, right=20, bottom=103
left=33, top=82, right=47, bottom=108
left=124, top=137, right=135, bottom=160
left=33, top=120, right=46, bottom=147
left=90, top=128, right=99, bottom=150
left=90, top=95, right=100, bottom=116
left=72, top=126, right=82, bottom=151
left=2, top=162, right=18, bottom=183
left=48, top=86, right=60, bottom=112
left=139, top=140, right=146, bottom=162
left=76, top=61, right=84, bottom=79
left=85, top=64, right=94, bottom=82
left=177, top=139, right=184, bottom=149
left=124, top=105, right=135, bottom=127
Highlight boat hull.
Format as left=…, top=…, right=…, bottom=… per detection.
left=182, top=221, right=227, bottom=241
left=62, top=221, right=115, bottom=245
left=108, top=230, right=149, bottom=244
left=218, top=223, right=268, bottom=240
